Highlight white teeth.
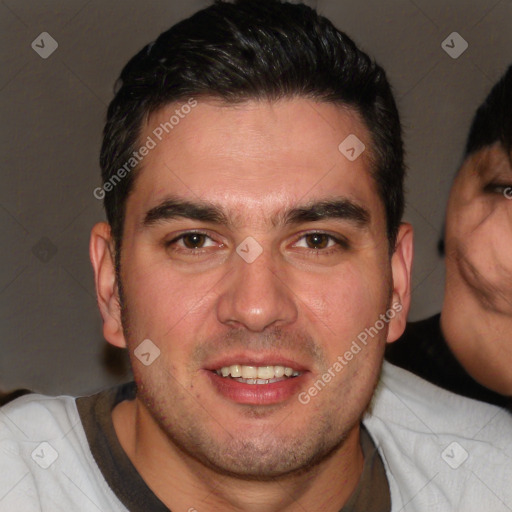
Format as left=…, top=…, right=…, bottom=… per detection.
left=230, top=364, right=241, bottom=377
left=257, top=366, right=274, bottom=379
left=216, top=364, right=301, bottom=381
left=241, top=366, right=258, bottom=379
left=274, top=366, right=285, bottom=378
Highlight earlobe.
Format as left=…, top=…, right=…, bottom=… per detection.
left=89, top=222, right=126, bottom=348
left=386, top=222, right=414, bottom=343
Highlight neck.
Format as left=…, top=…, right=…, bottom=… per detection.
left=112, top=397, right=364, bottom=512
left=441, top=274, right=512, bottom=395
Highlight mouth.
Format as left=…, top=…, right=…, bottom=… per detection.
left=204, top=360, right=308, bottom=405
left=214, top=364, right=302, bottom=384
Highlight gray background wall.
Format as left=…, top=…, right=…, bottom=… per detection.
left=1, top=0, right=511, bottom=396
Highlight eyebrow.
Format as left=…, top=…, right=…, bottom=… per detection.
left=142, top=196, right=370, bottom=230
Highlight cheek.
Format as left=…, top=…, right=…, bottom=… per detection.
left=296, top=262, right=390, bottom=350
left=122, top=242, right=391, bottom=361
left=446, top=193, right=485, bottom=265
left=120, top=252, right=221, bottom=350
left=455, top=206, right=512, bottom=287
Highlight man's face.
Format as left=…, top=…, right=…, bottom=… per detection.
left=445, top=143, right=512, bottom=314
left=114, top=98, right=404, bottom=478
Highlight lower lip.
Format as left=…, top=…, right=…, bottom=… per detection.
left=205, top=370, right=308, bottom=405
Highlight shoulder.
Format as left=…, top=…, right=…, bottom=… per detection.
left=363, top=362, right=512, bottom=511
left=0, top=393, right=77, bottom=509
left=0, top=392, right=127, bottom=511
left=1, top=392, right=79, bottom=433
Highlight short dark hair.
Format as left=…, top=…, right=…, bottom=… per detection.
left=465, top=65, right=512, bottom=158
left=100, top=0, right=404, bottom=266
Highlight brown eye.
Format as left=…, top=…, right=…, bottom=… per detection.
left=304, top=233, right=330, bottom=249
left=181, top=233, right=208, bottom=249
left=164, top=231, right=220, bottom=256
left=291, top=232, right=349, bottom=255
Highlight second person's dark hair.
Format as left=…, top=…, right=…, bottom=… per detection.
left=465, top=65, right=512, bottom=158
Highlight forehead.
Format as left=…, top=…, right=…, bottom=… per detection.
left=129, top=98, right=383, bottom=227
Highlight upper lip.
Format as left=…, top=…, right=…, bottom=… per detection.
left=203, top=353, right=310, bottom=372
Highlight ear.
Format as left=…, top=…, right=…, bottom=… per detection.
left=386, top=222, right=414, bottom=343
left=90, top=222, right=126, bottom=348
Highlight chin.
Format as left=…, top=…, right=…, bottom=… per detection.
left=177, top=432, right=349, bottom=481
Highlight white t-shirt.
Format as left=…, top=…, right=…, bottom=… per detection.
left=1, top=361, right=511, bottom=511
left=364, top=362, right=512, bottom=511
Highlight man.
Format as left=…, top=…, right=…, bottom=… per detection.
left=1, top=2, right=511, bottom=511
left=387, top=66, right=512, bottom=408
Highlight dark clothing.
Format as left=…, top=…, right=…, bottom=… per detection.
left=0, top=388, right=32, bottom=406
left=386, top=313, right=511, bottom=409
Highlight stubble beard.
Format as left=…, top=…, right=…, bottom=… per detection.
left=117, top=271, right=379, bottom=481
left=134, top=370, right=359, bottom=481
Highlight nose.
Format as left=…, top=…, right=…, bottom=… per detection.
left=216, top=243, right=298, bottom=332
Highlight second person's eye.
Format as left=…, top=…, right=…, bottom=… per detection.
left=483, top=182, right=512, bottom=196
